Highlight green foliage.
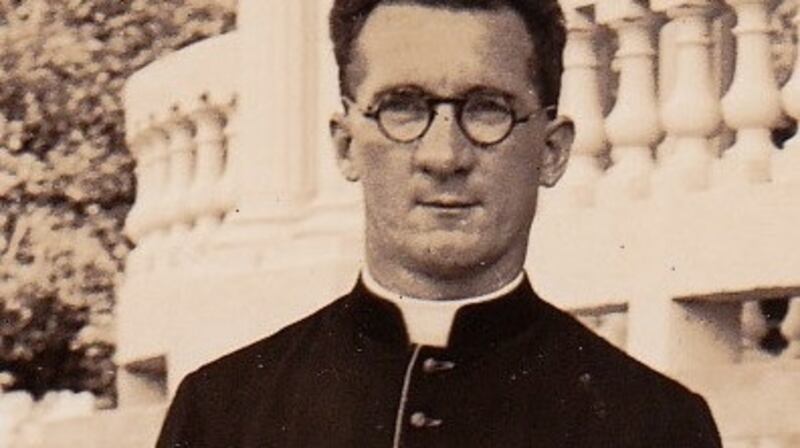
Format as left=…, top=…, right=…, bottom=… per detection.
left=0, top=0, right=236, bottom=406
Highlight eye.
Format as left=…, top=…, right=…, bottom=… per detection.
left=378, top=94, right=428, bottom=125
left=463, top=96, right=513, bottom=125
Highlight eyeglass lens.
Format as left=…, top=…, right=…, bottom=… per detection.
left=377, top=95, right=431, bottom=143
left=376, top=92, right=516, bottom=145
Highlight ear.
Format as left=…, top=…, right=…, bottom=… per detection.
left=538, top=115, right=574, bottom=188
left=330, top=112, right=360, bottom=182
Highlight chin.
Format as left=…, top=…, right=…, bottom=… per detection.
left=403, top=231, right=504, bottom=279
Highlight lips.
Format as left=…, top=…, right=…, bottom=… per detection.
left=417, top=195, right=480, bottom=209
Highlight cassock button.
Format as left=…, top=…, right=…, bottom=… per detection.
left=409, top=412, right=443, bottom=428
left=422, top=357, right=455, bottom=373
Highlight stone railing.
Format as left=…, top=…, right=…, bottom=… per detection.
left=552, top=0, right=800, bottom=207
left=539, top=0, right=800, bottom=350
left=115, top=31, right=241, bottom=410
left=116, top=0, right=361, bottom=409
left=123, top=32, right=240, bottom=277
left=538, top=0, right=800, bottom=354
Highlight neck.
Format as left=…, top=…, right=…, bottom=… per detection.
left=366, top=248, right=526, bottom=301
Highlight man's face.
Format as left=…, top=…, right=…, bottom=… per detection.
left=333, top=4, right=571, bottom=284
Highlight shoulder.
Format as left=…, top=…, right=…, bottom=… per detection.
left=176, top=292, right=352, bottom=404
left=534, top=299, right=691, bottom=394
left=531, top=299, right=721, bottom=446
left=157, top=295, right=354, bottom=447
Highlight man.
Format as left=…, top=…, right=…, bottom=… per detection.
left=157, top=0, right=723, bottom=447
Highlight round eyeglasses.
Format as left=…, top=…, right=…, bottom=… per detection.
left=355, top=90, right=535, bottom=146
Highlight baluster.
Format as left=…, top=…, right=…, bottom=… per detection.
left=719, top=0, right=782, bottom=185
left=777, top=3, right=800, bottom=183
left=217, top=99, right=239, bottom=217
left=142, top=127, right=171, bottom=273
left=651, top=2, right=722, bottom=194
left=127, top=127, right=170, bottom=273
left=146, top=127, right=171, bottom=234
left=780, top=297, right=800, bottom=359
left=163, top=116, right=196, bottom=266
left=741, top=300, right=769, bottom=360
left=132, top=127, right=171, bottom=238
left=189, top=103, right=227, bottom=232
left=597, top=2, right=661, bottom=203
left=163, top=117, right=196, bottom=227
left=124, top=130, right=154, bottom=275
left=125, top=130, right=152, bottom=244
left=553, top=6, right=606, bottom=208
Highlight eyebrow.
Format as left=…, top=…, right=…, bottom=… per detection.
left=367, top=84, right=429, bottom=105
left=367, top=84, right=518, bottom=105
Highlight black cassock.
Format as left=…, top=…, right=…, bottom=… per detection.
left=157, top=277, right=722, bottom=448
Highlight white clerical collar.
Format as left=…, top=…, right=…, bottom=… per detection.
left=361, top=268, right=525, bottom=347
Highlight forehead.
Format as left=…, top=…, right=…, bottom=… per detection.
left=351, top=4, right=537, bottom=101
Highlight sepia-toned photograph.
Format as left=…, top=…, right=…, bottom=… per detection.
left=0, top=0, right=798, bottom=446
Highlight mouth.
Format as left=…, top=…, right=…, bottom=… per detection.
left=417, top=197, right=480, bottom=210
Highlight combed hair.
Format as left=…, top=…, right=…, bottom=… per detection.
left=329, top=0, right=566, bottom=108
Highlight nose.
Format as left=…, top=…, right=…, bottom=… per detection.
left=412, top=104, right=476, bottom=178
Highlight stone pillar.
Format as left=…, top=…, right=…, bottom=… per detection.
left=652, top=0, right=722, bottom=194
left=221, top=0, right=318, bottom=245
left=162, top=117, right=195, bottom=267
left=126, top=127, right=171, bottom=273
left=597, top=0, right=661, bottom=203
left=189, top=105, right=227, bottom=231
left=148, top=128, right=172, bottom=235
left=217, top=101, right=240, bottom=216
left=551, top=5, right=607, bottom=208
left=125, top=132, right=154, bottom=245
left=720, top=0, right=782, bottom=185
left=776, top=2, right=800, bottom=183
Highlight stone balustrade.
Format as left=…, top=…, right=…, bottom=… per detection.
left=115, top=0, right=363, bottom=408
left=115, top=32, right=241, bottom=395
left=540, top=0, right=800, bottom=337
left=551, top=0, right=800, bottom=207
left=123, top=32, right=239, bottom=276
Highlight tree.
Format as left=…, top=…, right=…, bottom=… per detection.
left=0, top=0, right=236, bottom=407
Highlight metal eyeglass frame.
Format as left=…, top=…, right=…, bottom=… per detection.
left=345, top=92, right=540, bottom=147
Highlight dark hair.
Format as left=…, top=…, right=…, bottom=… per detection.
left=329, top=0, right=566, bottom=108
